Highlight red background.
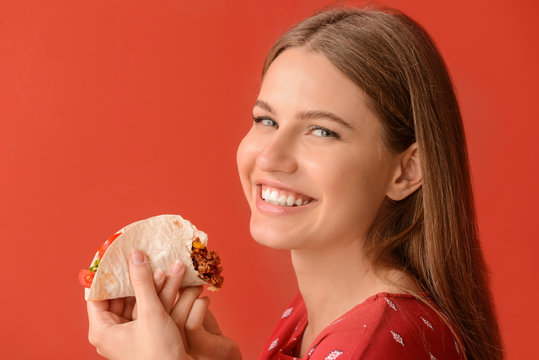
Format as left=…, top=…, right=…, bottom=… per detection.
left=0, top=0, right=537, bottom=359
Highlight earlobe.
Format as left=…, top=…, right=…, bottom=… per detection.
left=386, top=142, right=423, bottom=201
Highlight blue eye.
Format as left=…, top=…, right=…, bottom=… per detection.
left=309, top=126, right=340, bottom=139
left=253, top=116, right=278, bottom=128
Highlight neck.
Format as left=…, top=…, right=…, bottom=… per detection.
left=291, top=241, right=407, bottom=342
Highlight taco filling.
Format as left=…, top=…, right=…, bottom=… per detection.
left=191, top=238, right=224, bottom=289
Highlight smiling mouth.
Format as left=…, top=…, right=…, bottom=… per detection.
left=260, top=185, right=313, bottom=207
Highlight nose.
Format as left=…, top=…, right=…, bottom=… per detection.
left=255, top=130, right=298, bottom=174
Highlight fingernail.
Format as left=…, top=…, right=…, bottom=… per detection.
left=131, top=250, right=145, bottom=264
left=170, top=260, right=183, bottom=274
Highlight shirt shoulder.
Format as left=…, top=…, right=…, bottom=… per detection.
left=308, top=293, right=464, bottom=360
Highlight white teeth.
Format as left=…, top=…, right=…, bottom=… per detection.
left=261, top=186, right=311, bottom=207
left=286, top=196, right=295, bottom=206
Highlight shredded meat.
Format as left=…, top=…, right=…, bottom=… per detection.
left=191, top=246, right=224, bottom=288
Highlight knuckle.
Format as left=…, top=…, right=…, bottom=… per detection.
left=185, top=321, right=198, bottom=332
left=185, top=318, right=201, bottom=332
left=185, top=286, right=203, bottom=299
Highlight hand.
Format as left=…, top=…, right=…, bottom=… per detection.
left=183, top=301, right=242, bottom=360
left=112, top=266, right=167, bottom=322
left=151, top=264, right=242, bottom=360
left=87, top=250, right=192, bottom=360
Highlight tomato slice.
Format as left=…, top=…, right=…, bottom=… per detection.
left=79, top=269, right=95, bottom=288
left=98, top=232, right=121, bottom=258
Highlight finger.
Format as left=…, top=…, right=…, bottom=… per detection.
left=87, top=300, right=128, bottom=326
left=87, top=300, right=111, bottom=345
left=184, top=297, right=214, bottom=353
left=159, top=261, right=185, bottom=313
left=122, top=297, right=136, bottom=320
left=170, top=286, right=203, bottom=351
left=171, top=286, right=203, bottom=328
left=87, top=300, right=110, bottom=326
left=90, top=322, right=134, bottom=360
left=109, top=298, right=125, bottom=317
left=203, top=308, right=223, bottom=335
left=131, top=269, right=166, bottom=320
left=154, top=268, right=166, bottom=293
left=185, top=296, right=210, bottom=333
left=87, top=300, right=136, bottom=359
left=128, top=250, right=162, bottom=317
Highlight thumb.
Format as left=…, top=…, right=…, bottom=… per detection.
left=129, top=250, right=161, bottom=317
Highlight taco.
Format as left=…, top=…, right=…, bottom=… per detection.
left=79, top=214, right=223, bottom=301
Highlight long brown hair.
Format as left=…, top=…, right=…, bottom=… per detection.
left=261, top=7, right=503, bottom=360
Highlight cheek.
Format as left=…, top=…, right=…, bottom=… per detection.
left=236, top=133, right=259, bottom=198
left=236, top=136, right=248, bottom=176
left=318, top=150, right=391, bottom=233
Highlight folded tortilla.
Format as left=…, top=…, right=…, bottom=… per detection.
left=85, top=214, right=221, bottom=301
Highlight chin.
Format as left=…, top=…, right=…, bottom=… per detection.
left=249, top=219, right=300, bottom=250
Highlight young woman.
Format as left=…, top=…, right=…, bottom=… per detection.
left=87, top=7, right=503, bottom=360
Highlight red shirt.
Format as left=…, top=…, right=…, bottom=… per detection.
left=259, top=293, right=464, bottom=360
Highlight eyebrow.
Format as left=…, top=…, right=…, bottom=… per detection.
left=254, top=99, right=354, bottom=129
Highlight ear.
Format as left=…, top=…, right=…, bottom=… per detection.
left=386, top=142, right=422, bottom=201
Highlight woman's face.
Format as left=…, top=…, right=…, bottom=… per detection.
left=236, top=47, right=395, bottom=250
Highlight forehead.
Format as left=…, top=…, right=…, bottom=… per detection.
left=258, top=47, right=371, bottom=121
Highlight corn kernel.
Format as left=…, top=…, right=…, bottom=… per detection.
left=192, top=240, right=205, bottom=249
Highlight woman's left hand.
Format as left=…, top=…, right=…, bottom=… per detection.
left=87, top=250, right=197, bottom=360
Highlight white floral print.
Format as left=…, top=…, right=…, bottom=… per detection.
left=268, top=338, right=278, bottom=351
left=421, top=316, right=435, bottom=330
left=385, top=297, right=398, bottom=311
left=282, top=307, right=293, bottom=319
left=390, top=330, right=405, bottom=346
left=325, top=350, right=343, bottom=359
